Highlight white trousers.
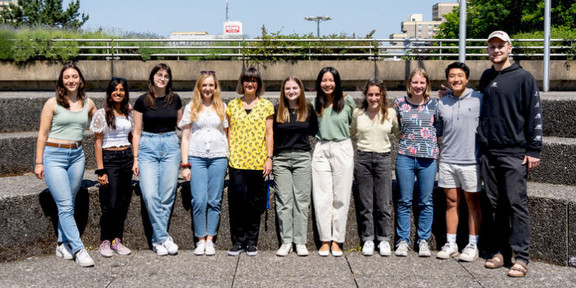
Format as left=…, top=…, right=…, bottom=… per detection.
left=312, top=139, right=354, bottom=243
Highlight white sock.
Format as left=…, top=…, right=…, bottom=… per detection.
left=447, top=234, right=457, bottom=244
left=468, top=235, right=479, bottom=246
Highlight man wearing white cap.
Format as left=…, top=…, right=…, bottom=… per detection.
left=478, top=30, right=542, bottom=277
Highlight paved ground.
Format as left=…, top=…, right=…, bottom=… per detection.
left=1, top=249, right=574, bottom=288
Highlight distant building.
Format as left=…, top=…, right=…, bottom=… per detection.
left=390, top=1, right=459, bottom=40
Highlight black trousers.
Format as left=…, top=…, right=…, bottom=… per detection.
left=354, top=151, right=393, bottom=242
left=480, top=151, right=530, bottom=264
left=228, top=167, right=267, bottom=247
left=99, top=148, right=134, bottom=241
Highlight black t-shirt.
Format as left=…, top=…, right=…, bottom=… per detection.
left=134, top=93, right=182, bottom=133
left=273, top=103, right=318, bottom=155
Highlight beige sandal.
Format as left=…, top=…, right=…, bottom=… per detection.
left=507, top=261, right=528, bottom=277
left=484, top=254, right=504, bottom=269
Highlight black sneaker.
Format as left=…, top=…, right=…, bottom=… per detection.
left=228, top=245, right=244, bottom=256
left=246, top=245, right=258, bottom=256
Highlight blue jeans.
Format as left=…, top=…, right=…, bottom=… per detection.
left=43, top=145, right=86, bottom=253
left=189, top=156, right=228, bottom=238
left=138, top=131, right=180, bottom=244
left=394, top=154, right=436, bottom=244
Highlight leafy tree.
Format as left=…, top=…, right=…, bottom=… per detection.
left=0, top=0, right=88, bottom=29
left=436, top=0, right=576, bottom=39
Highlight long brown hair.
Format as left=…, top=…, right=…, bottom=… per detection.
left=145, top=63, right=174, bottom=109
left=361, top=78, right=389, bottom=123
left=277, top=76, right=308, bottom=123
left=105, top=77, right=130, bottom=129
left=189, top=72, right=226, bottom=122
left=55, top=63, right=86, bottom=109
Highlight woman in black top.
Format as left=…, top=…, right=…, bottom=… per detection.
left=132, top=63, right=183, bottom=256
left=273, top=76, right=318, bottom=257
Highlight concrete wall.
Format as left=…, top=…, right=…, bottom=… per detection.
left=1, top=60, right=576, bottom=91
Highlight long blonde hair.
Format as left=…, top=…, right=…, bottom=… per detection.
left=277, top=76, right=308, bottom=123
left=189, top=73, right=225, bottom=122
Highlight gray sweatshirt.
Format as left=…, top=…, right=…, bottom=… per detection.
left=435, top=88, right=483, bottom=164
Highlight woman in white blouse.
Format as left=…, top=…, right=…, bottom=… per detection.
left=90, top=77, right=134, bottom=258
left=179, top=71, right=228, bottom=256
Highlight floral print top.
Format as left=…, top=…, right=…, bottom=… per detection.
left=394, top=96, right=439, bottom=159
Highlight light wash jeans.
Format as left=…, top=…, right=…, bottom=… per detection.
left=394, top=154, right=436, bottom=244
left=188, top=156, right=227, bottom=238
left=138, top=131, right=180, bottom=244
left=43, top=145, right=86, bottom=253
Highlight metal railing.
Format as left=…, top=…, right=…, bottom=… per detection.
left=46, top=38, right=576, bottom=60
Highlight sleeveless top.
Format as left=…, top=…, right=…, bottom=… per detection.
left=48, top=99, right=89, bottom=142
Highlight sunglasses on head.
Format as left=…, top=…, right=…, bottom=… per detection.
left=201, top=70, right=216, bottom=76
left=111, top=77, right=127, bottom=82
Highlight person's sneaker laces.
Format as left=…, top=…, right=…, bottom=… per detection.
left=111, top=238, right=131, bottom=255
left=74, top=249, right=95, bottom=267
left=162, top=236, right=178, bottom=255
left=194, top=240, right=206, bottom=256
left=153, top=242, right=168, bottom=256
left=56, top=243, right=74, bottom=260
left=228, top=245, right=244, bottom=256
left=99, top=240, right=113, bottom=257
left=418, top=240, right=431, bottom=257
left=436, top=242, right=459, bottom=259
left=362, top=240, right=375, bottom=256
left=395, top=240, right=409, bottom=257
left=296, top=244, right=309, bottom=256
left=246, top=245, right=258, bottom=256
left=458, top=243, right=479, bottom=262
left=378, top=241, right=391, bottom=256
left=205, top=241, right=216, bottom=256
left=276, top=243, right=292, bottom=256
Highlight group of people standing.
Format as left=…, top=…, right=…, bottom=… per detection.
left=34, top=30, right=541, bottom=278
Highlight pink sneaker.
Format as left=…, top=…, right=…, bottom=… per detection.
left=111, top=238, right=132, bottom=255
left=99, top=240, right=113, bottom=257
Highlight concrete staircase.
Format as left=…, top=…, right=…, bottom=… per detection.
left=0, top=91, right=574, bottom=266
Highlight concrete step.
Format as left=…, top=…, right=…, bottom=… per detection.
left=1, top=91, right=574, bottom=137
left=0, top=172, right=574, bottom=267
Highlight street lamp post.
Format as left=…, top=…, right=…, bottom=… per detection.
left=305, top=16, right=332, bottom=37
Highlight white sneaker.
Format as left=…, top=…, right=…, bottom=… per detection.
left=395, top=241, right=409, bottom=257
left=378, top=241, right=391, bottom=256
left=74, top=249, right=94, bottom=267
left=418, top=240, right=431, bottom=257
left=458, top=243, right=479, bottom=262
left=162, top=236, right=178, bottom=255
left=194, top=240, right=206, bottom=256
left=56, top=243, right=73, bottom=260
left=296, top=244, right=309, bottom=256
left=276, top=243, right=292, bottom=257
left=362, top=241, right=375, bottom=256
left=205, top=241, right=216, bottom=256
left=436, top=242, right=459, bottom=259
left=153, top=242, right=168, bottom=256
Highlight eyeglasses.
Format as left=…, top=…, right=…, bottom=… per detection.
left=243, top=78, right=258, bottom=84
left=155, top=73, right=170, bottom=80
left=201, top=70, right=216, bottom=76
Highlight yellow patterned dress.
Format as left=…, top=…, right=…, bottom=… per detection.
left=226, top=97, right=274, bottom=170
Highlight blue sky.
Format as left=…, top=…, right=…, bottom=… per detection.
left=77, top=0, right=456, bottom=38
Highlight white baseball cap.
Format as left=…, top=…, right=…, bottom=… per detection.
left=487, top=31, right=511, bottom=43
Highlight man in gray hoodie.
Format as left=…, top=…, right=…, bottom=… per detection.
left=435, top=62, right=483, bottom=263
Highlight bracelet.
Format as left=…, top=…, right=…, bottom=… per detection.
left=180, top=163, right=191, bottom=169
left=95, top=168, right=108, bottom=176
left=266, top=156, right=273, bottom=160
left=35, top=162, right=43, bottom=165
